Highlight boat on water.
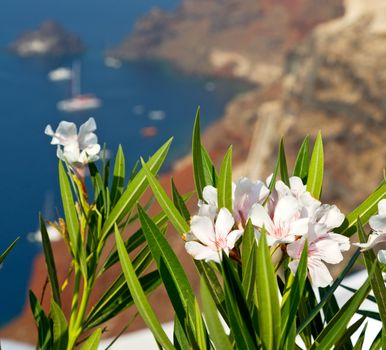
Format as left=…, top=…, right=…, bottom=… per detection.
left=141, top=126, right=157, bottom=137
left=104, top=56, right=122, bottom=69
left=148, top=110, right=165, bottom=120
left=48, top=67, right=72, bottom=81
left=57, top=62, right=101, bottom=112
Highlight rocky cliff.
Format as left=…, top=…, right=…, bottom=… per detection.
left=110, top=0, right=343, bottom=84
left=9, top=20, right=84, bottom=57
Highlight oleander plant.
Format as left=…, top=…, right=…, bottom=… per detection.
left=32, top=110, right=385, bottom=349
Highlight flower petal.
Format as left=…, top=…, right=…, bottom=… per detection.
left=314, top=238, right=343, bottom=265
left=308, top=258, right=333, bottom=288
left=203, top=185, right=218, bottom=207
left=215, top=208, right=235, bottom=241
left=190, top=215, right=216, bottom=247
left=226, top=229, right=243, bottom=249
left=273, top=195, right=300, bottom=224
left=185, top=241, right=220, bottom=262
left=377, top=250, right=386, bottom=264
left=369, top=214, right=386, bottom=234
left=249, top=203, right=275, bottom=233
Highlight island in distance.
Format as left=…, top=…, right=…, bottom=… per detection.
left=9, top=20, right=85, bottom=57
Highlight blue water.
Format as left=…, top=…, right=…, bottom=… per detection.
left=0, top=1, right=250, bottom=325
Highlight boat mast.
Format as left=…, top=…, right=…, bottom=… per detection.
left=72, top=61, right=81, bottom=96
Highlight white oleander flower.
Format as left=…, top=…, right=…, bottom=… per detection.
left=355, top=199, right=386, bottom=264
left=287, top=231, right=349, bottom=288
left=249, top=195, right=309, bottom=245
left=198, top=177, right=269, bottom=225
left=185, top=208, right=243, bottom=263
left=45, top=117, right=100, bottom=168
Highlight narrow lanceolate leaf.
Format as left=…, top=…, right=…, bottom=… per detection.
left=0, top=237, right=19, bottom=264
left=306, top=131, right=323, bottom=199
left=100, top=138, right=172, bottom=240
left=29, top=290, right=52, bottom=350
left=171, top=178, right=191, bottom=221
left=310, top=277, right=371, bottom=350
left=79, top=328, right=102, bottom=350
left=40, top=215, right=61, bottom=307
left=114, top=225, right=174, bottom=350
left=336, top=182, right=386, bottom=237
left=256, top=229, right=281, bottom=350
left=192, top=107, right=206, bottom=199
left=110, top=145, right=125, bottom=206
left=292, top=136, right=309, bottom=182
left=280, top=241, right=308, bottom=349
left=50, top=300, right=68, bottom=350
left=334, top=316, right=366, bottom=350
left=200, top=279, right=232, bottom=350
left=217, top=146, right=233, bottom=212
left=222, top=254, right=259, bottom=350
left=357, top=218, right=386, bottom=331
left=141, top=159, right=189, bottom=235
left=279, top=138, right=290, bottom=186
left=59, top=161, right=80, bottom=257
left=201, top=145, right=218, bottom=186
left=353, top=323, right=367, bottom=350
left=297, top=249, right=361, bottom=334
left=138, top=206, right=195, bottom=326
left=241, top=220, right=258, bottom=304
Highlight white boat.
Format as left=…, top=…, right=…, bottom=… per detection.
left=48, top=67, right=72, bottom=81
left=148, top=110, right=166, bottom=120
left=104, top=56, right=122, bottom=69
left=57, top=62, right=101, bottom=112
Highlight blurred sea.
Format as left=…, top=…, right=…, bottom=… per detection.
left=0, top=0, right=250, bottom=324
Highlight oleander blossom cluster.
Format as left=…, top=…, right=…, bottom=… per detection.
left=355, top=199, right=386, bottom=264
left=45, top=117, right=100, bottom=172
left=185, top=176, right=351, bottom=288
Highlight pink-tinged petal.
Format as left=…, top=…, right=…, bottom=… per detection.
left=314, top=239, right=343, bottom=265
left=377, top=250, right=386, bottom=264
left=289, top=218, right=309, bottom=236
left=288, top=260, right=299, bottom=276
left=198, top=203, right=217, bottom=221
left=308, top=258, right=333, bottom=288
left=369, top=214, right=386, bottom=233
left=316, top=205, right=345, bottom=229
left=185, top=241, right=220, bottom=262
left=328, top=233, right=350, bottom=252
left=249, top=204, right=275, bottom=233
left=203, top=186, right=218, bottom=207
left=190, top=215, right=216, bottom=247
left=287, top=239, right=305, bottom=260
left=273, top=195, right=300, bottom=224
left=226, top=229, right=243, bottom=249
left=215, top=208, right=235, bottom=241
left=378, top=199, right=386, bottom=216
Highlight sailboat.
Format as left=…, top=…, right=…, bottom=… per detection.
left=57, top=62, right=101, bottom=112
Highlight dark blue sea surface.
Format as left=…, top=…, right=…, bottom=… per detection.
left=0, top=0, right=251, bottom=325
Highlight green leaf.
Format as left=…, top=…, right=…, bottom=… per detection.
left=192, top=107, right=206, bottom=199
left=111, top=145, right=125, bottom=206
left=137, top=206, right=195, bottom=327
left=100, top=138, right=172, bottom=241
left=50, top=300, right=68, bottom=350
left=200, top=278, right=232, bottom=350
left=79, top=328, right=102, bottom=350
left=29, top=290, right=52, bottom=350
left=292, top=136, right=309, bottom=182
left=59, top=161, right=80, bottom=258
left=201, top=145, right=218, bottom=186
left=222, top=254, right=259, bottom=349
left=306, top=131, right=324, bottom=199
left=0, top=237, right=19, bottom=265
left=353, top=323, right=367, bottom=350
left=334, top=316, right=366, bottom=350
left=357, top=218, right=386, bottom=330
left=217, top=146, right=233, bottom=212
left=40, top=215, right=61, bottom=307
left=280, top=241, right=308, bottom=349
left=278, top=138, right=289, bottom=186
left=114, top=225, right=174, bottom=350
left=310, top=277, right=371, bottom=349
left=171, top=178, right=191, bottom=221
left=256, top=228, right=281, bottom=350
left=337, top=183, right=386, bottom=237
left=241, top=220, right=257, bottom=304
left=141, top=158, right=189, bottom=235
left=297, top=249, right=361, bottom=334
